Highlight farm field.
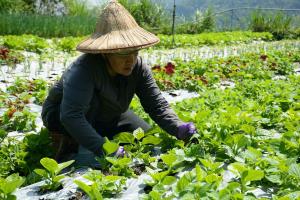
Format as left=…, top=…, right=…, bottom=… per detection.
left=0, top=34, right=300, bottom=199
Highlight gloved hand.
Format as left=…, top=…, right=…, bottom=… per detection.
left=177, top=122, right=197, bottom=140
left=114, top=146, right=126, bottom=157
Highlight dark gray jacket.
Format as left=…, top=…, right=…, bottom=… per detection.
left=42, top=53, right=183, bottom=155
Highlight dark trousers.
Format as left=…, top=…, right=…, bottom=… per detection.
left=95, top=109, right=151, bottom=139
left=43, top=106, right=151, bottom=138
left=77, top=110, right=151, bottom=167
left=42, top=107, right=150, bottom=163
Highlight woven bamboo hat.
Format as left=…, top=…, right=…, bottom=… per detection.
left=76, top=0, right=160, bottom=53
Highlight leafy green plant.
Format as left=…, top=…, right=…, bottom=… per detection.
left=144, top=169, right=174, bottom=191
left=0, top=129, right=53, bottom=184
left=143, top=164, right=223, bottom=199
left=0, top=129, right=7, bottom=143
left=74, top=170, right=126, bottom=200
left=0, top=137, right=26, bottom=178
left=6, top=78, right=49, bottom=105
left=97, top=137, right=135, bottom=177
left=1, top=107, right=37, bottom=132
left=113, top=128, right=163, bottom=168
left=0, top=47, right=24, bottom=66
left=34, top=158, right=74, bottom=192
left=2, top=35, right=48, bottom=53
left=21, top=129, right=54, bottom=178
left=0, top=173, right=25, bottom=200
left=95, top=137, right=119, bottom=172
left=105, top=157, right=134, bottom=177
left=53, top=36, right=83, bottom=53
left=228, top=162, right=265, bottom=193
left=114, top=128, right=162, bottom=154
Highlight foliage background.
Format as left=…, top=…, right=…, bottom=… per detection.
left=0, top=0, right=299, bottom=37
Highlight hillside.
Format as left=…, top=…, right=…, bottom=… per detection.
left=153, top=0, right=300, bottom=17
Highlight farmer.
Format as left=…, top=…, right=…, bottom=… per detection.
left=41, top=0, right=196, bottom=166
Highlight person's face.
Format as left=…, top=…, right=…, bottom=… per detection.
left=105, top=50, right=139, bottom=76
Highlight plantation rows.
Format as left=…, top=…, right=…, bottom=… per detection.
left=0, top=43, right=300, bottom=199
left=0, top=32, right=273, bottom=53
left=1, top=35, right=299, bottom=88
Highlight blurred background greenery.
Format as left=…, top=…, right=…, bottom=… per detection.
left=0, top=0, right=299, bottom=39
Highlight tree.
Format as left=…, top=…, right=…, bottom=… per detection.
left=0, top=0, right=33, bottom=13
left=201, top=6, right=215, bottom=32
left=118, top=0, right=168, bottom=30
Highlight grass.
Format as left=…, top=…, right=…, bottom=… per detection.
left=0, top=13, right=97, bottom=37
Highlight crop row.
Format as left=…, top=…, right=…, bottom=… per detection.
left=0, top=32, right=273, bottom=53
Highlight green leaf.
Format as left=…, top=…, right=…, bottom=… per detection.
left=113, top=132, right=135, bottom=144
left=266, top=174, right=282, bottom=184
left=243, top=147, right=262, bottom=161
left=6, top=194, right=17, bottom=200
left=1, top=174, right=25, bottom=194
left=151, top=170, right=169, bottom=182
left=116, top=157, right=132, bottom=167
left=133, top=128, right=145, bottom=140
left=53, top=174, right=65, bottom=182
left=74, top=180, right=103, bottom=200
left=105, top=157, right=118, bottom=165
left=142, top=135, right=162, bottom=145
left=242, top=169, right=264, bottom=183
left=232, top=193, right=244, bottom=200
left=149, top=190, right=161, bottom=200
left=233, top=134, right=250, bottom=149
left=0, top=128, right=7, bottom=139
left=240, top=124, right=255, bottom=135
left=288, top=164, right=300, bottom=178
left=181, top=193, right=196, bottom=200
left=205, top=174, right=219, bottom=184
left=40, top=157, right=58, bottom=174
left=161, top=153, right=177, bottom=168
left=56, top=160, right=74, bottom=174
left=103, top=139, right=119, bottom=155
left=195, top=164, right=206, bottom=182
left=162, top=176, right=177, bottom=185
left=228, top=162, right=247, bottom=176
left=200, top=159, right=212, bottom=169
left=34, top=169, right=48, bottom=178
left=200, top=159, right=222, bottom=171
left=226, top=182, right=240, bottom=191
left=176, top=174, right=190, bottom=193
left=105, top=175, right=123, bottom=182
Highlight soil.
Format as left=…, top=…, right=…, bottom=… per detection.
left=143, top=185, right=153, bottom=194
left=37, top=184, right=63, bottom=195
left=133, top=164, right=146, bottom=175
left=68, top=191, right=85, bottom=200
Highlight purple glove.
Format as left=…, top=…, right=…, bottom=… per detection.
left=177, top=122, right=197, bottom=140
left=115, top=146, right=126, bottom=157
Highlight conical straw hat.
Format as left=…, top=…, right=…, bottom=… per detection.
left=76, top=0, right=160, bottom=53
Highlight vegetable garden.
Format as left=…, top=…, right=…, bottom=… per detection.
left=0, top=33, right=300, bottom=199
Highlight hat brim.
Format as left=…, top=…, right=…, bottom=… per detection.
left=76, top=27, right=160, bottom=54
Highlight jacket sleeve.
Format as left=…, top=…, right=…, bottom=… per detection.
left=135, top=59, right=184, bottom=137
left=60, top=64, right=105, bottom=156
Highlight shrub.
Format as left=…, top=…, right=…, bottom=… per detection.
left=250, top=11, right=292, bottom=40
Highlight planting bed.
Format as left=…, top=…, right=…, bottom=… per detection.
left=0, top=39, right=300, bottom=200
